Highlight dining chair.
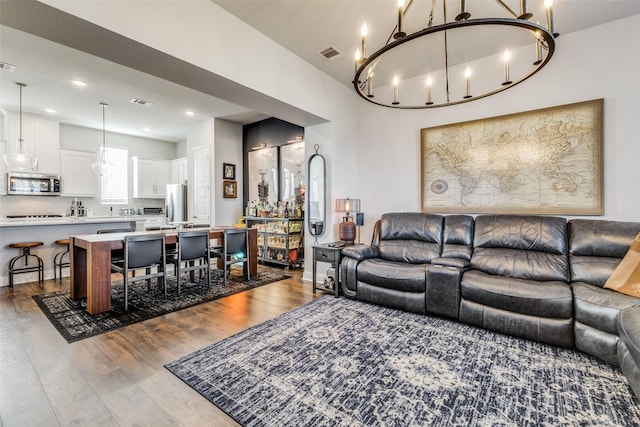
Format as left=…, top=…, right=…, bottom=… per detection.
left=97, top=227, right=135, bottom=267
left=210, top=228, right=250, bottom=287
left=110, top=233, right=167, bottom=311
left=166, top=230, right=211, bottom=295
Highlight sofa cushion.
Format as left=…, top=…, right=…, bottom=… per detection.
left=472, top=215, right=569, bottom=282
left=441, top=215, right=474, bottom=261
left=573, top=282, right=640, bottom=334
left=378, top=213, right=443, bottom=263
left=569, top=219, right=640, bottom=287
left=474, top=215, right=568, bottom=253
left=618, top=306, right=640, bottom=368
left=570, top=255, right=624, bottom=288
left=357, top=258, right=427, bottom=293
left=461, top=270, right=573, bottom=319
left=472, top=247, right=569, bottom=282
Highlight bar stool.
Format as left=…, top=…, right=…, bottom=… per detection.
left=8, top=241, right=44, bottom=288
left=53, top=238, right=71, bottom=282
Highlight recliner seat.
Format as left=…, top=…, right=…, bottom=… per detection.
left=459, top=215, right=574, bottom=348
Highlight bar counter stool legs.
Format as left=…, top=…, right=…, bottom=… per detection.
left=8, top=241, right=44, bottom=289
left=53, top=239, right=71, bottom=282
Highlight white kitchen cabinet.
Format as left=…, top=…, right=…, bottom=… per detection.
left=7, top=112, right=60, bottom=174
left=60, top=149, right=98, bottom=197
left=0, top=141, right=6, bottom=195
left=170, top=157, right=187, bottom=185
left=132, top=157, right=170, bottom=198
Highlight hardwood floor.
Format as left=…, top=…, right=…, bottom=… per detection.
left=0, top=268, right=321, bottom=426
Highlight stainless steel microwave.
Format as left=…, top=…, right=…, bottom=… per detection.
left=7, top=172, right=61, bottom=196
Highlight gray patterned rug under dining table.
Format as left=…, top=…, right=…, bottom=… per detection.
left=166, top=296, right=640, bottom=426
left=33, top=267, right=289, bottom=343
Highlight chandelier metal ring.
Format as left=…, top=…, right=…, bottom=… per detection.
left=353, top=17, right=556, bottom=109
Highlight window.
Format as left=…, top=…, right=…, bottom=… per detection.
left=101, top=147, right=128, bottom=204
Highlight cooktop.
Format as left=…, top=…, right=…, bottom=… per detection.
left=7, top=214, right=64, bottom=218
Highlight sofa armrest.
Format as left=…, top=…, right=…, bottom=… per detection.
left=431, top=257, right=470, bottom=269
left=426, top=264, right=465, bottom=320
left=342, top=245, right=379, bottom=261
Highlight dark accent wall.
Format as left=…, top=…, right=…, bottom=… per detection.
left=243, top=117, right=304, bottom=207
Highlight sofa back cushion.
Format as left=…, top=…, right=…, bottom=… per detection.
left=442, top=215, right=474, bottom=261
left=471, top=215, right=569, bottom=282
left=378, top=212, right=443, bottom=263
left=569, top=219, right=640, bottom=287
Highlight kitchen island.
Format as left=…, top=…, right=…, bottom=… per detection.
left=0, top=216, right=163, bottom=287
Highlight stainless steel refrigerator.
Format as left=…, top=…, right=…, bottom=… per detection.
left=165, top=184, right=188, bottom=224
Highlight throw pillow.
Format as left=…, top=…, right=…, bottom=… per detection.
left=604, top=232, right=640, bottom=298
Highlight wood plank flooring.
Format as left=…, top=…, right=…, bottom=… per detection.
left=0, top=268, right=321, bottom=426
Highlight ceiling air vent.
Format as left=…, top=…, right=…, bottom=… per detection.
left=130, top=98, right=153, bottom=106
left=0, top=62, right=16, bottom=72
left=317, top=46, right=343, bottom=62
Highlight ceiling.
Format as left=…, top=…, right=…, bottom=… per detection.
left=214, top=0, right=640, bottom=88
left=1, top=0, right=640, bottom=144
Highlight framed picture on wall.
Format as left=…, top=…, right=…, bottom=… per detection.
left=223, top=180, right=237, bottom=198
left=223, top=163, right=236, bottom=180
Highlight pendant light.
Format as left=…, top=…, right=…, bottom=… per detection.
left=4, top=83, right=38, bottom=171
left=91, top=102, right=115, bottom=176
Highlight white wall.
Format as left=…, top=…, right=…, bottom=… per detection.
left=60, top=124, right=177, bottom=159
left=214, top=119, right=243, bottom=226
left=355, top=14, right=640, bottom=242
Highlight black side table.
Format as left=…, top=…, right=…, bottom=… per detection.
left=312, top=243, right=345, bottom=297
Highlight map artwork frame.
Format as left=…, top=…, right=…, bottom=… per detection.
left=421, top=99, right=604, bottom=215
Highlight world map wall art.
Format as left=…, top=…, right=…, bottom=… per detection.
left=421, top=99, right=604, bottom=215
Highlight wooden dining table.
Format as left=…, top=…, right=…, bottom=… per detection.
left=70, top=227, right=258, bottom=314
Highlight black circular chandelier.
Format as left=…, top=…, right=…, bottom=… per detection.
left=353, top=0, right=558, bottom=109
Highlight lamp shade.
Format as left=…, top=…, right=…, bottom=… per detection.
left=335, top=198, right=361, bottom=214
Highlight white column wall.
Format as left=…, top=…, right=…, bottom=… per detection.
left=214, top=119, right=243, bottom=226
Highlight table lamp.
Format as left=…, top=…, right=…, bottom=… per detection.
left=336, top=198, right=360, bottom=244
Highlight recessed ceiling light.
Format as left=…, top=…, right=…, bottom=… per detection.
left=72, top=80, right=87, bottom=87
left=185, top=111, right=195, bottom=116
left=143, top=127, right=151, bottom=132
left=45, top=108, right=56, bottom=114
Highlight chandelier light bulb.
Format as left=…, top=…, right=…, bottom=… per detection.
left=394, top=0, right=406, bottom=39
left=545, top=0, right=557, bottom=36
left=503, top=49, right=512, bottom=85
left=426, top=75, right=433, bottom=105
left=464, top=67, right=472, bottom=99
left=392, top=75, right=400, bottom=105
left=361, top=23, right=368, bottom=60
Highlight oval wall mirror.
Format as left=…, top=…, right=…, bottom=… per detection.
left=307, top=144, right=326, bottom=238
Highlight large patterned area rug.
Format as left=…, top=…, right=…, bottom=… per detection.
left=33, top=267, right=289, bottom=343
left=166, top=297, right=640, bottom=427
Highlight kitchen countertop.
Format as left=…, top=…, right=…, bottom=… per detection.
left=0, top=215, right=165, bottom=228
